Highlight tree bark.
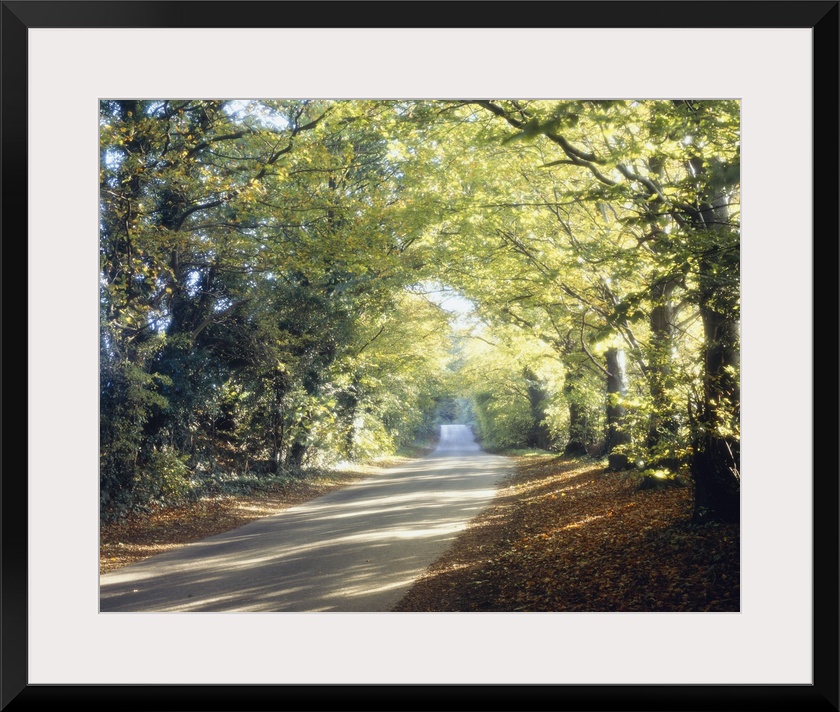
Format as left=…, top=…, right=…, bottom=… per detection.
left=647, top=277, right=680, bottom=451
left=603, top=348, right=631, bottom=454
left=687, top=159, right=740, bottom=522
left=692, top=300, right=740, bottom=521
left=523, top=367, right=552, bottom=450
left=563, top=370, right=588, bottom=456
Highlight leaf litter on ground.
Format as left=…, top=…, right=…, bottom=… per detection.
left=393, top=455, right=739, bottom=612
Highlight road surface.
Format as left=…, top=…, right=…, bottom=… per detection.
left=99, top=424, right=511, bottom=612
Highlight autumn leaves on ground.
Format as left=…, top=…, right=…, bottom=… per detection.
left=100, top=453, right=739, bottom=612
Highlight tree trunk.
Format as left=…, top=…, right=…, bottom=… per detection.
left=603, top=348, right=631, bottom=454
left=687, top=156, right=740, bottom=522
left=647, top=278, right=679, bottom=450
left=270, top=402, right=284, bottom=476
left=563, top=371, right=588, bottom=456
left=286, top=410, right=313, bottom=471
left=287, top=440, right=308, bottom=471
left=692, top=302, right=740, bottom=521
left=523, top=367, right=552, bottom=450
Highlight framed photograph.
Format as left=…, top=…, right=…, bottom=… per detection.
left=7, top=1, right=837, bottom=709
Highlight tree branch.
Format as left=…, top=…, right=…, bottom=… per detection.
left=191, top=298, right=250, bottom=345
left=578, top=313, right=611, bottom=378
left=186, top=130, right=252, bottom=159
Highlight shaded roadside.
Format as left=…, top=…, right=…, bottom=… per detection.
left=393, top=455, right=739, bottom=612
left=100, top=426, right=508, bottom=612
left=101, top=444, right=440, bottom=576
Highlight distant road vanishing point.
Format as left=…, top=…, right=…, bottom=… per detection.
left=100, top=424, right=511, bottom=612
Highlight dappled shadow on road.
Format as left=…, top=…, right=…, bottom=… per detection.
left=100, top=448, right=511, bottom=613
left=394, top=455, right=739, bottom=612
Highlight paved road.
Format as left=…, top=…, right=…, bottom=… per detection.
left=100, top=424, right=511, bottom=612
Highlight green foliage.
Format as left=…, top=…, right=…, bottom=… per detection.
left=99, top=98, right=740, bottom=521
left=135, top=446, right=193, bottom=505
left=452, top=326, right=565, bottom=452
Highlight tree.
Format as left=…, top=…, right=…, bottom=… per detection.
left=99, top=97, right=740, bottom=524
left=466, top=99, right=740, bottom=520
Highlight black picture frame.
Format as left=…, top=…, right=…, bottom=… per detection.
left=4, top=2, right=837, bottom=710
